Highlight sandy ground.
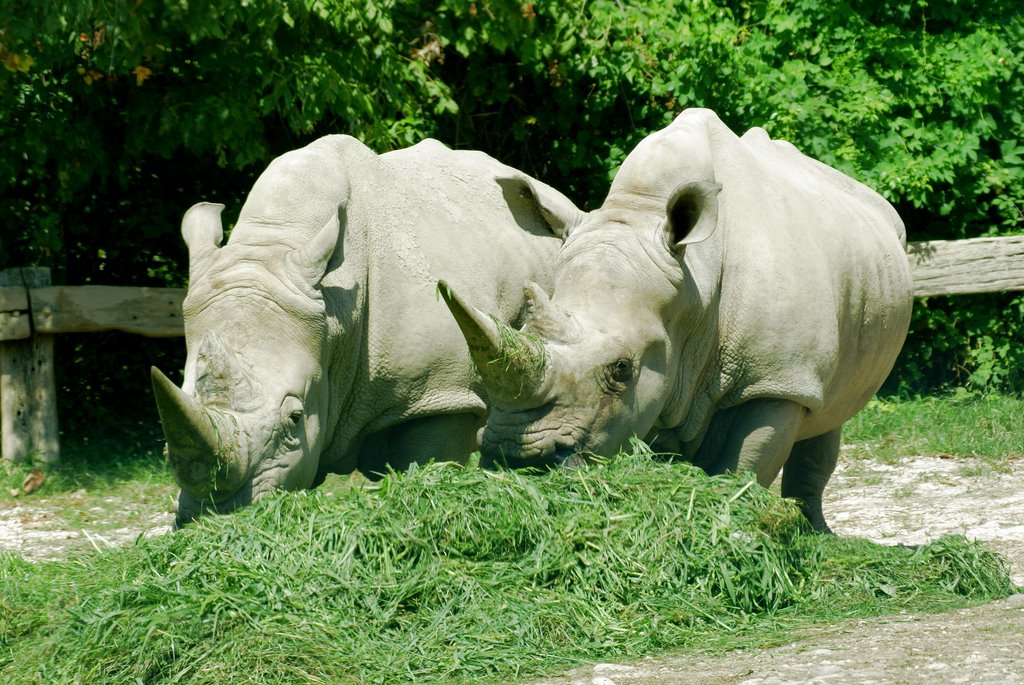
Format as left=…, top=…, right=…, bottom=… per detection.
left=0, top=488, right=175, bottom=560
left=2, top=454, right=1023, bottom=683
left=826, top=455, right=1024, bottom=588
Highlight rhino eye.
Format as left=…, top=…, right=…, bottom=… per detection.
left=282, top=396, right=304, bottom=430
left=609, top=358, right=634, bottom=384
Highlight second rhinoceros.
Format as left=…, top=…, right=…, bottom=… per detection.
left=151, top=135, right=578, bottom=524
left=441, top=108, right=913, bottom=532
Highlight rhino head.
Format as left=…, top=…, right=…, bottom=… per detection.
left=152, top=202, right=339, bottom=524
left=441, top=156, right=721, bottom=468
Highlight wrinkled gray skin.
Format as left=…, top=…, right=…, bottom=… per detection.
left=442, top=108, right=913, bottom=532
left=151, top=136, right=577, bottom=524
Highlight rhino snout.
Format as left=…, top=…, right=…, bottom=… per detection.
left=174, top=482, right=253, bottom=527
left=553, top=447, right=588, bottom=468
left=479, top=419, right=581, bottom=470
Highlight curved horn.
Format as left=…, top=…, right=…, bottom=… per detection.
left=181, top=203, right=225, bottom=280
left=523, top=281, right=552, bottom=322
left=151, top=366, right=247, bottom=500
left=438, top=280, right=548, bottom=404
left=523, top=281, right=579, bottom=342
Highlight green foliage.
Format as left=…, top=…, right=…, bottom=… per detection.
left=437, top=0, right=1024, bottom=393
left=894, top=293, right=1024, bottom=394
left=0, top=0, right=455, bottom=279
left=1, top=0, right=1021, bottom=428
left=0, top=451, right=1012, bottom=683
left=426, top=0, right=1024, bottom=392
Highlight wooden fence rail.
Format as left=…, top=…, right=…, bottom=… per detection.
left=906, top=236, right=1024, bottom=297
left=2, top=235, right=1023, bottom=465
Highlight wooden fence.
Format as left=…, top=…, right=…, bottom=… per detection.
left=2, top=235, right=1023, bottom=466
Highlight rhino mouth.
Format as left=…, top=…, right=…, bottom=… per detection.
left=479, top=407, right=587, bottom=470
left=174, top=480, right=253, bottom=527
left=481, top=441, right=592, bottom=471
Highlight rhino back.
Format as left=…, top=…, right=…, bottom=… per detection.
left=232, top=135, right=372, bottom=247
left=321, top=140, right=562, bottom=444
left=671, top=111, right=912, bottom=440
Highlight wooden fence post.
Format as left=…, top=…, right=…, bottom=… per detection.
left=0, top=267, right=60, bottom=467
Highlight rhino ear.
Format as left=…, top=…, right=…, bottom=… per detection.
left=496, top=175, right=585, bottom=239
left=666, top=181, right=721, bottom=251
left=181, top=203, right=225, bottom=279
left=287, top=207, right=343, bottom=288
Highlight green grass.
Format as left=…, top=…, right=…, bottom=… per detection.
left=3, top=440, right=174, bottom=512
left=1, top=394, right=1018, bottom=682
left=1, top=434, right=176, bottom=545
left=2, top=431, right=173, bottom=498
left=0, top=446, right=1013, bottom=685
left=490, top=314, right=547, bottom=377
left=843, top=393, right=1024, bottom=465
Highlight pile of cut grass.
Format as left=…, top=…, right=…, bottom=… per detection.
left=0, top=446, right=1013, bottom=684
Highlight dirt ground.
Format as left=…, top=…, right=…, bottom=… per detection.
left=0, top=487, right=175, bottom=560
left=2, top=454, right=1023, bottom=683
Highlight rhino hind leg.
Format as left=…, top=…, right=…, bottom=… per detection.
left=356, top=413, right=483, bottom=479
left=781, top=427, right=841, bottom=534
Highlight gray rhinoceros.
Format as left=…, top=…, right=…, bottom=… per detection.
left=440, top=108, right=913, bottom=532
left=151, top=135, right=578, bottom=523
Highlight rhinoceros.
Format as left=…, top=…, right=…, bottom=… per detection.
left=151, top=135, right=578, bottom=524
left=440, top=108, right=913, bottom=532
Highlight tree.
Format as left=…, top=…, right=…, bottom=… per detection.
left=0, top=0, right=1021, bottom=437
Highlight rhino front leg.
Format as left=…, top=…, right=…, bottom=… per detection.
left=781, top=427, right=841, bottom=534
left=706, top=398, right=805, bottom=488
left=357, top=412, right=484, bottom=477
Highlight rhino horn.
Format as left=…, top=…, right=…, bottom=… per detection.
left=151, top=366, right=246, bottom=500
left=438, top=280, right=548, bottom=405
left=523, top=281, right=579, bottom=342
left=195, top=330, right=258, bottom=410
left=523, top=281, right=552, bottom=323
